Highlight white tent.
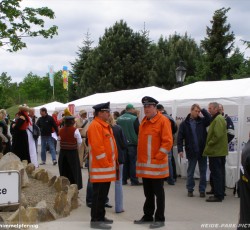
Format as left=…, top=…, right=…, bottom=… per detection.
left=34, top=101, right=65, bottom=117
left=164, top=78, right=250, bottom=188
left=56, top=86, right=170, bottom=118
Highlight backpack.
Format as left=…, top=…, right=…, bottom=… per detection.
left=28, top=123, right=41, bottom=140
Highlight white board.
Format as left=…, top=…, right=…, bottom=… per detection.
left=0, top=171, right=20, bottom=206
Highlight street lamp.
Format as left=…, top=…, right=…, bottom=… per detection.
left=175, top=61, right=187, bottom=86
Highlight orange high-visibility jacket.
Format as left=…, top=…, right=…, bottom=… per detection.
left=88, top=117, right=118, bottom=183
left=136, top=112, right=173, bottom=179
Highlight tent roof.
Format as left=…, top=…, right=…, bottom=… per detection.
left=34, top=101, right=65, bottom=110
left=167, top=78, right=250, bottom=101
left=66, top=86, right=170, bottom=108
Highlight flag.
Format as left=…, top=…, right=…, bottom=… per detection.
left=62, top=66, right=68, bottom=90
left=48, top=65, right=54, bottom=87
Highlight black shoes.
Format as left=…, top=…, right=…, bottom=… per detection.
left=39, top=162, right=46, bottom=165
left=150, top=222, right=165, bottom=229
left=206, top=190, right=214, bottom=195
left=105, top=203, right=113, bottom=208
left=131, top=182, right=143, bottom=186
left=134, top=217, right=154, bottom=224
left=90, top=218, right=113, bottom=229
left=206, top=196, right=222, bottom=202
left=87, top=203, right=92, bottom=208
left=188, top=192, right=193, bottom=197
left=103, top=217, right=113, bottom=224
left=53, top=160, right=57, bottom=165
left=200, top=192, right=205, bottom=198
left=90, top=222, right=111, bottom=229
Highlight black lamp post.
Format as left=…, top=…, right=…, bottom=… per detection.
left=175, top=60, right=187, bottom=86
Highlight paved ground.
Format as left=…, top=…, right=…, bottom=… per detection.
left=37, top=152, right=239, bottom=230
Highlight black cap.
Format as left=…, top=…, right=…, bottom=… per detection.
left=92, top=102, right=110, bottom=112
left=156, top=104, right=164, bottom=110
left=142, top=96, right=159, bottom=106
left=64, top=115, right=75, bottom=120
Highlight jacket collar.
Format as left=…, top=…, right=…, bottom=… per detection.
left=142, top=111, right=162, bottom=124
left=94, top=116, right=109, bottom=127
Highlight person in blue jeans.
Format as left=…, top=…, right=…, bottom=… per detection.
left=177, top=104, right=211, bottom=197
left=36, top=107, right=58, bottom=165
left=108, top=115, right=127, bottom=213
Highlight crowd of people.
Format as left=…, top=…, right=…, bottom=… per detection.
left=1, top=97, right=249, bottom=229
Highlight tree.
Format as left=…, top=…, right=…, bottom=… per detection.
left=153, top=33, right=201, bottom=89
left=0, top=72, right=15, bottom=108
left=79, top=20, right=154, bottom=96
left=0, top=0, right=58, bottom=52
left=70, top=31, right=94, bottom=100
left=200, top=8, right=235, bottom=81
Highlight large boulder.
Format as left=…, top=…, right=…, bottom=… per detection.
left=0, top=152, right=29, bottom=187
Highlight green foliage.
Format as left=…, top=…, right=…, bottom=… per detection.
left=77, top=20, right=154, bottom=96
left=200, top=7, right=235, bottom=81
left=70, top=32, right=94, bottom=100
left=153, top=33, right=202, bottom=89
left=0, top=0, right=58, bottom=52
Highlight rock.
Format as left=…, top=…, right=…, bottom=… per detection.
left=6, top=206, right=29, bottom=225
left=67, top=184, right=79, bottom=210
left=53, top=191, right=70, bottom=217
left=48, top=175, right=57, bottom=187
left=22, top=160, right=28, bottom=167
left=0, top=152, right=29, bottom=187
left=54, top=176, right=70, bottom=192
left=21, top=192, right=28, bottom=208
left=26, top=200, right=56, bottom=223
left=38, top=171, right=49, bottom=183
left=25, top=163, right=35, bottom=175
left=31, top=168, right=46, bottom=179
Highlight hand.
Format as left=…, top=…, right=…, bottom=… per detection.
left=179, top=152, right=184, bottom=158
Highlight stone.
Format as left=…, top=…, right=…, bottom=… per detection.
left=26, top=200, right=56, bottom=223
left=48, top=175, right=57, bottom=187
left=53, top=191, right=70, bottom=217
left=6, top=206, right=29, bottom=225
left=67, top=184, right=79, bottom=210
left=22, top=160, right=28, bottom=167
left=53, top=176, right=70, bottom=192
left=0, top=152, right=29, bottom=187
left=31, top=168, right=46, bottom=179
left=25, top=163, right=35, bottom=175
left=37, top=171, right=49, bottom=183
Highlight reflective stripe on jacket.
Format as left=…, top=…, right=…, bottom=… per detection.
left=136, top=112, right=173, bottom=179
left=88, top=117, right=118, bottom=182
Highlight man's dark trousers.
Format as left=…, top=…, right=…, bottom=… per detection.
left=142, top=178, right=165, bottom=222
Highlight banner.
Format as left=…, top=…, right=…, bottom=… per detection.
left=62, top=66, right=68, bottom=90
left=48, top=65, right=54, bottom=87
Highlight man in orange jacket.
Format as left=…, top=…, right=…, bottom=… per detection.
left=88, top=102, right=118, bottom=230
left=134, top=96, right=173, bottom=229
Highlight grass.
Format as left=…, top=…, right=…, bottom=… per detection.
left=6, top=102, right=44, bottom=119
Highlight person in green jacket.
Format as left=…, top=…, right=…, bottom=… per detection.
left=117, top=104, right=141, bottom=186
left=203, top=102, right=228, bottom=202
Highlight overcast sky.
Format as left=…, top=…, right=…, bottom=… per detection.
left=1, top=0, right=250, bottom=83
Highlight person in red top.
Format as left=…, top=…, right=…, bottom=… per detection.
left=11, top=104, right=32, bottom=162
left=134, top=96, right=173, bottom=229
left=58, top=113, right=82, bottom=190
left=88, top=102, right=118, bottom=230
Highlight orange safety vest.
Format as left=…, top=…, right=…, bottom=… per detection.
left=136, top=112, right=173, bottom=179
left=88, top=117, right=118, bottom=183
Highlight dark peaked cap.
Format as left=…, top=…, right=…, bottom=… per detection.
left=92, top=102, right=111, bottom=112
left=141, top=96, right=159, bottom=105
